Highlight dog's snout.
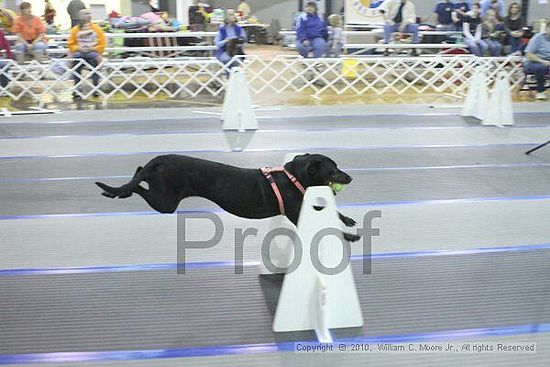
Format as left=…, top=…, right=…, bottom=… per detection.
left=334, top=170, right=352, bottom=184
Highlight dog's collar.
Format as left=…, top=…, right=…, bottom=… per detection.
left=260, top=166, right=306, bottom=216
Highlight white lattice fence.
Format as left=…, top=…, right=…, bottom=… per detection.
left=0, top=55, right=524, bottom=104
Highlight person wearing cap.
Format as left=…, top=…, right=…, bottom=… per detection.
left=523, top=19, right=550, bottom=100
left=67, top=8, right=106, bottom=99
left=67, top=0, right=86, bottom=28
left=295, top=1, right=328, bottom=58
left=12, top=2, right=47, bottom=63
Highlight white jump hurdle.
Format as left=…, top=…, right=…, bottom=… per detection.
left=222, top=67, right=258, bottom=131
left=272, top=186, right=363, bottom=343
left=461, top=67, right=489, bottom=121
left=483, top=72, right=514, bottom=127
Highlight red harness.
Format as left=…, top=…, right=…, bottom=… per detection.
left=260, top=167, right=306, bottom=215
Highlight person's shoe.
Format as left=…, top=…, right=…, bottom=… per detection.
left=72, top=92, right=82, bottom=101
left=536, top=92, right=548, bottom=100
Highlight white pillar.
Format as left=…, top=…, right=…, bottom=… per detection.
left=176, top=0, right=195, bottom=24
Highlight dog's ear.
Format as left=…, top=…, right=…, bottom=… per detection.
left=306, top=160, right=321, bottom=176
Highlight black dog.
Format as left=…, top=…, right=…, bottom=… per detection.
left=226, top=37, right=245, bottom=58
left=96, top=154, right=360, bottom=241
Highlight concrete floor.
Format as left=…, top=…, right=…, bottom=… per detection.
left=0, top=103, right=549, bottom=367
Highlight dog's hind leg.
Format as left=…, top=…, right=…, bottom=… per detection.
left=95, top=166, right=144, bottom=199
left=133, top=185, right=180, bottom=214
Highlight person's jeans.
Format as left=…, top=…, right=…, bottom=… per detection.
left=484, top=39, right=502, bottom=56
left=0, top=61, right=10, bottom=90
left=296, top=37, right=327, bottom=58
left=508, top=35, right=522, bottom=54
left=72, top=52, right=100, bottom=90
left=524, top=61, right=549, bottom=93
left=464, top=38, right=487, bottom=56
left=14, top=41, right=47, bottom=59
left=326, top=41, right=343, bottom=57
left=384, top=23, right=420, bottom=44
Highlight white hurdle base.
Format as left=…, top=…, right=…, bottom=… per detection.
left=482, top=72, right=514, bottom=127
left=221, top=67, right=258, bottom=131
left=273, top=186, right=363, bottom=341
left=461, top=67, right=489, bottom=121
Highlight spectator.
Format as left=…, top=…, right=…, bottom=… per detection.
left=481, top=9, right=503, bottom=56
left=523, top=20, right=550, bottom=100
left=44, top=0, right=55, bottom=25
left=237, top=0, right=251, bottom=19
left=326, top=14, right=343, bottom=57
left=0, top=8, right=16, bottom=33
left=480, top=0, right=505, bottom=19
left=433, top=0, right=458, bottom=31
left=67, top=0, right=86, bottom=28
left=451, top=1, right=470, bottom=30
left=0, top=28, right=12, bottom=92
left=503, top=2, right=525, bottom=55
left=67, top=9, right=106, bottom=100
left=12, top=2, right=47, bottom=63
left=295, top=1, right=327, bottom=59
left=379, top=0, right=419, bottom=49
left=215, top=9, right=246, bottom=67
left=462, top=3, right=485, bottom=56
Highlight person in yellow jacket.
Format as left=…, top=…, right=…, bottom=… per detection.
left=67, top=9, right=106, bottom=99
left=0, top=8, right=16, bottom=32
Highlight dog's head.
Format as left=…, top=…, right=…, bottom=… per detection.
left=285, top=153, right=352, bottom=194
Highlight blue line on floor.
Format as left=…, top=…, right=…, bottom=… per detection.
left=0, top=323, right=548, bottom=365
left=1, top=194, right=549, bottom=221
left=1, top=243, right=548, bottom=277
left=1, top=124, right=549, bottom=141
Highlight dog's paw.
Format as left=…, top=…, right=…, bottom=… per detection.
left=344, top=232, right=361, bottom=242
left=340, top=215, right=357, bottom=227
left=101, top=191, right=117, bottom=199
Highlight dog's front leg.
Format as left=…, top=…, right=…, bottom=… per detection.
left=288, top=210, right=361, bottom=243
left=338, top=212, right=356, bottom=227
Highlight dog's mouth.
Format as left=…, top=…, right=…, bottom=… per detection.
left=328, top=181, right=348, bottom=195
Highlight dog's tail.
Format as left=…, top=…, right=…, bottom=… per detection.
left=95, top=166, right=143, bottom=199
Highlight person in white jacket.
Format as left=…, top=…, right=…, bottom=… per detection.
left=379, top=0, right=419, bottom=45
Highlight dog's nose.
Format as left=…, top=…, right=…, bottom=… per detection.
left=336, top=171, right=352, bottom=184
left=344, top=173, right=352, bottom=184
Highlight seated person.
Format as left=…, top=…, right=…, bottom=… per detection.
left=379, top=0, right=419, bottom=47
left=523, top=20, right=550, bottom=100
left=503, top=2, right=525, bottom=55
left=481, top=9, right=504, bottom=56
left=12, top=2, right=47, bottom=63
left=295, top=1, right=328, bottom=59
left=0, top=28, right=12, bottom=93
left=67, top=9, right=106, bottom=99
left=0, top=8, right=16, bottom=33
left=237, top=0, right=251, bottom=19
left=215, top=9, right=246, bottom=66
left=462, top=3, right=486, bottom=56
left=451, top=1, right=470, bottom=31
left=326, top=14, right=343, bottom=58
